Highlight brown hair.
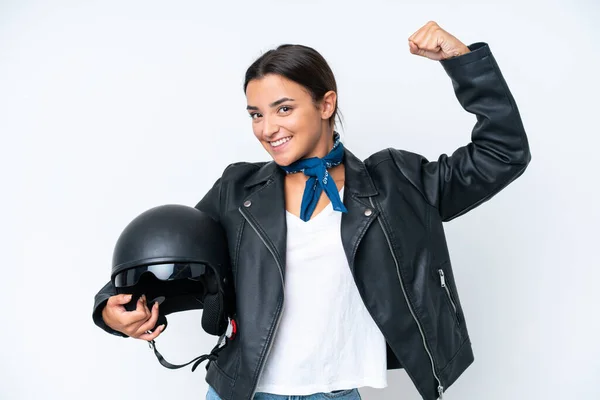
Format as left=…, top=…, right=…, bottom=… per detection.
left=244, top=44, right=342, bottom=129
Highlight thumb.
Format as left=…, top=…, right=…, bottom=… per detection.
left=408, top=40, right=443, bottom=60
left=107, top=293, right=133, bottom=307
left=408, top=40, right=420, bottom=54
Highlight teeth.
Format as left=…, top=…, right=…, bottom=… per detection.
left=271, top=137, right=291, bottom=147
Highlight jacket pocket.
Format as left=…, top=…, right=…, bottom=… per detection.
left=437, top=267, right=461, bottom=327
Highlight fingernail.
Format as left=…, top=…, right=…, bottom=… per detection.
left=159, top=324, right=165, bottom=330
left=154, top=301, right=158, bottom=308
left=125, top=294, right=132, bottom=301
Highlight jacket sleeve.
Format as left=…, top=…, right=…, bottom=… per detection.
left=194, top=174, right=224, bottom=221
left=92, top=281, right=128, bottom=337
left=388, top=42, right=531, bottom=222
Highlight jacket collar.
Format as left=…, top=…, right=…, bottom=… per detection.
left=243, top=148, right=378, bottom=197
left=239, top=147, right=380, bottom=276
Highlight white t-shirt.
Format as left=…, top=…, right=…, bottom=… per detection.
left=254, top=187, right=388, bottom=395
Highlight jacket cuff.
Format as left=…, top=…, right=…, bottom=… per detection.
left=440, top=42, right=491, bottom=71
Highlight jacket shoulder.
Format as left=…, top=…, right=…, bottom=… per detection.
left=364, top=148, right=427, bottom=171
left=363, top=148, right=435, bottom=205
left=220, top=161, right=268, bottom=183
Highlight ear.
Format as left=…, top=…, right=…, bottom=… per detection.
left=319, top=90, right=337, bottom=121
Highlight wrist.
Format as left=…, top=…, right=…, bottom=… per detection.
left=448, top=45, right=471, bottom=59
left=101, top=304, right=112, bottom=326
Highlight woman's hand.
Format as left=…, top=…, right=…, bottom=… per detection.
left=102, top=294, right=165, bottom=341
left=408, top=21, right=471, bottom=60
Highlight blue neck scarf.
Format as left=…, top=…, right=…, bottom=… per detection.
left=279, top=132, right=348, bottom=222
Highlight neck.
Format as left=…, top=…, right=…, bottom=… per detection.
left=305, top=129, right=337, bottom=160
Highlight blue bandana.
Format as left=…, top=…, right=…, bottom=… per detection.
left=279, top=132, right=348, bottom=222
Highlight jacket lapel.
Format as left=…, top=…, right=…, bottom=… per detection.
left=239, top=162, right=287, bottom=280
left=340, top=149, right=380, bottom=273
left=237, top=148, right=379, bottom=279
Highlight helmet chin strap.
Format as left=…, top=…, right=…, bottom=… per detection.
left=147, top=332, right=230, bottom=372
left=145, top=316, right=237, bottom=372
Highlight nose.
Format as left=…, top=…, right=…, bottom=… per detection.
left=262, top=115, right=279, bottom=139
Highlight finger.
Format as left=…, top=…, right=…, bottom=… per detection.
left=413, top=26, right=438, bottom=51
left=428, top=28, right=447, bottom=52
left=136, top=301, right=160, bottom=335
left=119, top=310, right=151, bottom=327
left=114, top=294, right=146, bottom=317
left=408, top=21, right=435, bottom=41
left=409, top=21, right=437, bottom=46
left=422, top=50, right=444, bottom=61
left=134, top=294, right=152, bottom=319
left=106, top=294, right=133, bottom=307
left=408, top=40, right=438, bottom=59
left=410, top=24, right=449, bottom=61
left=135, top=294, right=148, bottom=313
left=409, top=27, right=427, bottom=45
left=137, top=324, right=165, bottom=342
left=119, top=296, right=152, bottom=326
left=408, top=27, right=421, bottom=42
left=408, top=40, right=420, bottom=55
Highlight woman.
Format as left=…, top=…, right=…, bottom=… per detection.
left=93, top=21, right=531, bottom=400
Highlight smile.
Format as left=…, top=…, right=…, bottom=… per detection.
left=270, top=137, right=292, bottom=148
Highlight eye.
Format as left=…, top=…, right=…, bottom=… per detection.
left=278, top=106, right=292, bottom=114
left=249, top=112, right=262, bottom=120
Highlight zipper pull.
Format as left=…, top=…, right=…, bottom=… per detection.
left=438, top=269, right=446, bottom=288
left=438, top=385, right=444, bottom=399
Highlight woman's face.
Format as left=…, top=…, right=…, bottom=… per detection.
left=245, top=73, right=336, bottom=166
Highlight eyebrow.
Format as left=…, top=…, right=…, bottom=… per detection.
left=246, top=97, right=295, bottom=111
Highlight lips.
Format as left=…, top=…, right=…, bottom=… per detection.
left=270, top=136, right=292, bottom=148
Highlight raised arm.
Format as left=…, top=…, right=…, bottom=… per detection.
left=390, top=22, right=531, bottom=221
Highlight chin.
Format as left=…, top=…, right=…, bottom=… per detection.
left=271, top=153, right=296, bottom=167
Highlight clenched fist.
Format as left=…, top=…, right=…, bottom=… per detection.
left=408, top=21, right=470, bottom=61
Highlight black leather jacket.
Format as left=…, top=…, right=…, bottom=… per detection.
left=92, top=42, right=531, bottom=400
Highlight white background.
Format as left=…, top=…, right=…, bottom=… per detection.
left=1, top=1, right=599, bottom=399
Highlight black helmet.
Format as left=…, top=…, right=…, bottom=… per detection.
left=111, top=204, right=237, bottom=371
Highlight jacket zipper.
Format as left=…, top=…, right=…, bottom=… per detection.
left=438, top=269, right=460, bottom=325
left=238, top=206, right=285, bottom=400
left=369, top=198, right=444, bottom=399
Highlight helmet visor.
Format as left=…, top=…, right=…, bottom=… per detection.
left=114, top=262, right=208, bottom=288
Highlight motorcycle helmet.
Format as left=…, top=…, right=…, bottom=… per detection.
left=111, top=204, right=237, bottom=371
